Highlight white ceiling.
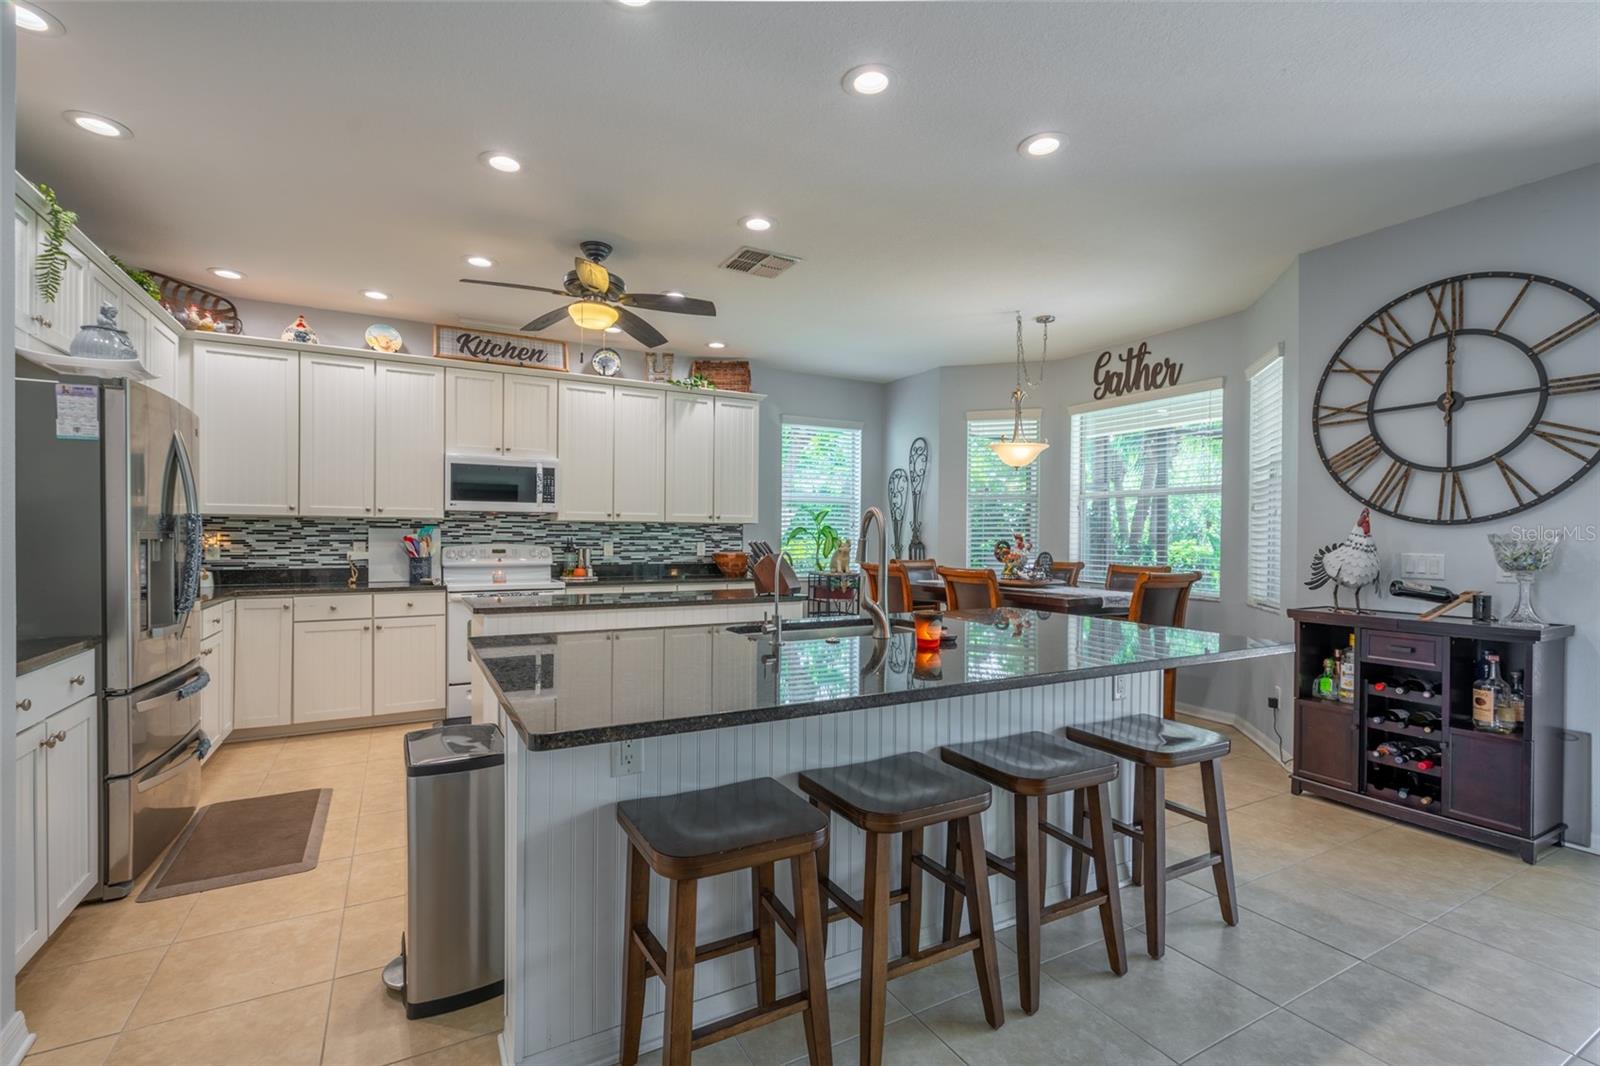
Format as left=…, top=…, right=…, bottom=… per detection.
left=16, top=1, right=1600, bottom=382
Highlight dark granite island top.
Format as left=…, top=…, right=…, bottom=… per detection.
left=471, top=610, right=1292, bottom=750
left=462, top=587, right=803, bottom=614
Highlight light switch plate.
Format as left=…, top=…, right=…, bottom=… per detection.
left=603, top=539, right=614, bottom=559
left=1398, top=553, right=1445, bottom=580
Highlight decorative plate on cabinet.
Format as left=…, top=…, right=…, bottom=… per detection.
left=364, top=323, right=404, bottom=353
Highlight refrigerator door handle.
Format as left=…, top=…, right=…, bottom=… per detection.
left=138, top=733, right=202, bottom=793
left=133, top=664, right=209, bottom=712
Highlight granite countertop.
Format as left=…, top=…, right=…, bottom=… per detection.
left=202, top=566, right=445, bottom=603
left=471, top=610, right=1293, bottom=750
left=463, top=587, right=801, bottom=614
left=18, top=636, right=99, bottom=675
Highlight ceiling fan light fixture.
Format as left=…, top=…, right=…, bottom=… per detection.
left=604, top=326, right=622, bottom=334
left=568, top=300, right=620, bottom=330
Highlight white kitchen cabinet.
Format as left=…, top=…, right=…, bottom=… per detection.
left=13, top=201, right=35, bottom=351
left=554, top=631, right=616, bottom=732
left=293, top=617, right=374, bottom=723
left=375, top=361, right=445, bottom=518
left=43, top=696, right=98, bottom=933
left=665, top=392, right=715, bottom=522
left=300, top=353, right=376, bottom=518
left=445, top=367, right=504, bottom=456
left=199, top=632, right=225, bottom=755
left=712, top=396, right=760, bottom=523
left=611, top=630, right=666, bottom=724
left=612, top=387, right=665, bottom=522
left=713, top=630, right=758, bottom=713
left=234, top=597, right=294, bottom=729
left=197, top=343, right=300, bottom=515
left=84, top=264, right=125, bottom=338
left=557, top=379, right=617, bottom=521
left=13, top=719, right=47, bottom=970
left=29, top=224, right=87, bottom=354
left=662, top=626, right=714, bottom=716
left=219, top=601, right=236, bottom=739
left=503, top=374, right=558, bottom=458
left=199, top=601, right=237, bottom=757
left=141, top=317, right=180, bottom=400
left=373, top=615, right=446, bottom=716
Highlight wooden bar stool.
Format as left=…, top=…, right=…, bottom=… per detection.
left=1062, top=715, right=1238, bottom=959
left=798, top=752, right=1004, bottom=1065
left=939, top=732, right=1128, bottom=1014
left=617, top=778, right=833, bottom=1066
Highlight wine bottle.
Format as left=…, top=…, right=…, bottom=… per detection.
left=1406, top=709, right=1441, bottom=733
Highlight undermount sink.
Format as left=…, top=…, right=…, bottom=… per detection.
left=724, top=617, right=909, bottom=640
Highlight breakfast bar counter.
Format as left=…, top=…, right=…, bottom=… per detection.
left=476, top=612, right=1291, bottom=1065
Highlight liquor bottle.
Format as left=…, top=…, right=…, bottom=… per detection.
left=1338, top=634, right=1357, bottom=702
left=1314, top=658, right=1337, bottom=699
left=1502, top=670, right=1527, bottom=733
left=1473, top=653, right=1509, bottom=732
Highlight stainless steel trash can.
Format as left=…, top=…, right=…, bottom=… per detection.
left=382, top=723, right=504, bottom=1018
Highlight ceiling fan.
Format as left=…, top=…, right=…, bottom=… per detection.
left=459, top=239, right=715, bottom=349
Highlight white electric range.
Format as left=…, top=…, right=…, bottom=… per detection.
left=442, top=544, right=565, bottom=719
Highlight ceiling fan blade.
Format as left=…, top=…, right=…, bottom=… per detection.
left=574, top=258, right=611, bottom=294
left=622, top=293, right=717, bottom=316
left=612, top=307, right=669, bottom=349
left=459, top=278, right=570, bottom=296
left=520, top=306, right=572, bottom=333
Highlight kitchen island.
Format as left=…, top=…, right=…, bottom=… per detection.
left=472, top=611, right=1291, bottom=1066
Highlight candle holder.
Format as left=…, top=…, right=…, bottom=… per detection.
left=914, top=610, right=943, bottom=650
left=913, top=649, right=944, bottom=681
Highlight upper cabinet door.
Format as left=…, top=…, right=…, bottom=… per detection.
left=31, top=229, right=86, bottom=354
left=142, top=319, right=180, bottom=400
left=445, top=367, right=504, bottom=456
left=13, top=202, right=36, bottom=351
left=375, top=362, right=445, bottom=519
left=712, top=396, right=760, bottom=523
left=612, top=387, right=665, bottom=522
left=557, top=380, right=616, bottom=521
left=300, top=353, right=376, bottom=518
left=197, top=344, right=300, bottom=516
left=665, top=392, right=715, bottom=522
left=503, top=375, right=558, bottom=459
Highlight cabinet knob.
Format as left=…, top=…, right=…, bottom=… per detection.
left=39, top=735, right=54, bottom=749
left=363, top=625, right=371, bottom=631
left=69, top=674, right=86, bottom=686
left=364, top=507, right=371, bottom=513
left=282, top=603, right=291, bottom=610
left=406, top=601, right=414, bottom=607
left=17, top=698, right=32, bottom=711
left=202, top=648, right=214, bottom=657
left=52, top=730, right=66, bottom=744
left=329, top=605, right=338, bottom=611
left=376, top=624, right=384, bottom=631
left=41, top=317, right=52, bottom=329
left=377, top=507, right=385, bottom=513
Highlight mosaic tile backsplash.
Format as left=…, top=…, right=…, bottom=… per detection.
left=204, top=515, right=746, bottom=568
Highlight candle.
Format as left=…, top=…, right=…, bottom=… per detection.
left=913, top=649, right=943, bottom=681
left=914, top=610, right=943, bottom=650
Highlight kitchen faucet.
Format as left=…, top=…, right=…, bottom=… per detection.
left=858, top=506, right=892, bottom=640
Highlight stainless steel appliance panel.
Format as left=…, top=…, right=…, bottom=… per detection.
left=445, top=455, right=556, bottom=513
left=103, top=728, right=202, bottom=890
left=104, top=663, right=209, bottom=777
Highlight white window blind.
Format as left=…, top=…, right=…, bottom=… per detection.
left=966, top=412, right=1042, bottom=568
left=1248, top=355, right=1285, bottom=608
left=1070, top=386, right=1224, bottom=597
left=780, top=420, right=862, bottom=572
left=964, top=621, right=1040, bottom=682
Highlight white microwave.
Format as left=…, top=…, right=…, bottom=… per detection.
left=445, top=454, right=558, bottom=513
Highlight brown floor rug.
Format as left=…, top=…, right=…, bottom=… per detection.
left=138, top=788, right=332, bottom=901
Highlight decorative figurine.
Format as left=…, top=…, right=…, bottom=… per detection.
left=1306, top=507, right=1381, bottom=612
left=828, top=540, right=853, bottom=574
left=185, top=305, right=218, bottom=331
left=281, top=314, right=319, bottom=344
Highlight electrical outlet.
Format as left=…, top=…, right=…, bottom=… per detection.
left=603, top=539, right=615, bottom=560
left=1113, top=675, right=1127, bottom=701
left=696, top=539, right=706, bottom=557
left=611, top=740, right=640, bottom=777
left=1398, top=553, right=1445, bottom=580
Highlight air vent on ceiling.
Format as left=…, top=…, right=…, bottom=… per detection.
left=718, top=246, right=800, bottom=278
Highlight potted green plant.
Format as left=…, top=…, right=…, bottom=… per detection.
left=782, top=505, right=843, bottom=571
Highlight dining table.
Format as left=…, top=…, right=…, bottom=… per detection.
left=905, top=571, right=1134, bottom=616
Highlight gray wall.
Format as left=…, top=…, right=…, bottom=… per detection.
left=883, top=368, right=942, bottom=560
left=2, top=3, right=22, bottom=1044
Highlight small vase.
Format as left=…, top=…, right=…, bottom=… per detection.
left=1503, top=572, right=1543, bottom=625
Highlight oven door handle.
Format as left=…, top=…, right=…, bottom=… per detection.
left=138, top=732, right=202, bottom=792
left=133, top=665, right=209, bottom=713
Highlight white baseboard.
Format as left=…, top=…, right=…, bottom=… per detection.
left=1, top=1011, right=35, bottom=1066
left=1176, top=702, right=1292, bottom=770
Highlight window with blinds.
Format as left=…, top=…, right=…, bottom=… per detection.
left=780, top=420, right=862, bottom=572
left=1248, top=354, right=1285, bottom=608
left=1069, top=386, right=1224, bottom=597
left=966, top=412, right=1042, bottom=568
left=963, top=620, right=1040, bottom=682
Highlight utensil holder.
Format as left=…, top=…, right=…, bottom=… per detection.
left=409, top=556, right=433, bottom=586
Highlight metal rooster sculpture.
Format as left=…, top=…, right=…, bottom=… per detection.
left=1306, top=507, right=1381, bottom=612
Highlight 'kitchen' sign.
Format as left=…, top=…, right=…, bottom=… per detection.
left=1091, top=341, right=1183, bottom=400
left=434, top=325, right=570, bottom=371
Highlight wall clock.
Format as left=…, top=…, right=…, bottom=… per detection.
left=1313, top=271, right=1600, bottom=524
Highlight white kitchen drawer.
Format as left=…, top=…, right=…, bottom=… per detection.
left=373, top=590, right=447, bottom=619
left=201, top=604, right=227, bottom=638
left=294, top=594, right=372, bottom=622
left=15, top=648, right=97, bottom=736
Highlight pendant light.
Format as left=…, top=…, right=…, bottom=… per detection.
left=989, top=312, right=1052, bottom=468
left=567, top=299, right=619, bottom=331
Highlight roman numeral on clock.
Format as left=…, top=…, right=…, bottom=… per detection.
left=1531, top=311, right=1600, bottom=356
left=1365, top=310, right=1415, bottom=359
left=1437, top=470, right=1471, bottom=522
left=1426, top=280, right=1464, bottom=336
left=1493, top=458, right=1538, bottom=508
left=1328, top=434, right=1383, bottom=481
left=1315, top=398, right=1369, bottom=428
left=1550, top=372, right=1600, bottom=396
left=1370, top=460, right=1412, bottom=512
left=1330, top=358, right=1381, bottom=386
left=1534, top=420, right=1600, bottom=461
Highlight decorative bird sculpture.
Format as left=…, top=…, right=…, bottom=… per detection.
left=1306, top=507, right=1381, bottom=612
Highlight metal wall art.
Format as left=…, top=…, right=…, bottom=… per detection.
left=907, top=437, right=930, bottom=559
left=887, top=468, right=908, bottom=558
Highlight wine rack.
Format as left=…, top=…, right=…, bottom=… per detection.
left=1289, top=608, right=1572, bottom=864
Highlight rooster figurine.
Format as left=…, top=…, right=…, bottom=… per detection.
left=1306, top=507, right=1381, bottom=612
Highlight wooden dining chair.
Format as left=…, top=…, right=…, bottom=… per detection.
left=1049, top=561, right=1085, bottom=587
left=861, top=562, right=914, bottom=613
left=1103, top=563, right=1172, bottom=591
left=1126, top=570, right=1203, bottom=719
left=897, top=559, right=938, bottom=572
left=936, top=566, right=1001, bottom=611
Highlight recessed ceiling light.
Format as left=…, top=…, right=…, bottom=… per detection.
left=209, top=267, right=245, bottom=281
left=740, top=215, right=773, bottom=232
left=842, top=65, right=892, bottom=96
left=480, top=152, right=521, bottom=173
left=664, top=291, right=684, bottom=299
left=362, top=290, right=390, bottom=301
left=465, top=255, right=494, bottom=268
left=604, top=326, right=622, bottom=334
left=708, top=342, right=726, bottom=349
left=15, top=3, right=63, bottom=34
left=64, top=111, right=129, bottom=138
left=616, top=0, right=651, bottom=6
left=1019, top=132, right=1064, bottom=158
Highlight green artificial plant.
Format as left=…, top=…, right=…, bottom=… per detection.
left=782, top=505, right=843, bottom=570
left=34, top=183, right=77, bottom=305
left=109, top=254, right=164, bottom=304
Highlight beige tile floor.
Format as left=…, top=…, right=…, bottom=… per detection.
left=18, top=716, right=1600, bottom=1066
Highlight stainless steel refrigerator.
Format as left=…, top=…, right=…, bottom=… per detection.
left=16, top=372, right=208, bottom=899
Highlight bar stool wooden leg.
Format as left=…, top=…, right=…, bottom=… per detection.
left=957, top=814, right=1005, bottom=1029
left=860, top=832, right=893, bottom=1066
left=1201, top=759, right=1239, bottom=926
left=1129, top=767, right=1145, bottom=887
left=1012, top=794, right=1042, bottom=1014
left=662, top=878, right=699, bottom=1066
left=900, top=828, right=924, bottom=959
left=790, top=851, right=834, bottom=1066
left=1087, top=781, right=1128, bottom=975
left=1069, top=789, right=1087, bottom=898
left=940, top=823, right=962, bottom=942
left=1140, top=768, right=1166, bottom=959
left=619, top=844, right=650, bottom=1066
left=752, top=862, right=777, bottom=1006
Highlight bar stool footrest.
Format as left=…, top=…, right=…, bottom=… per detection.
left=1164, top=799, right=1209, bottom=824
left=1039, top=819, right=1097, bottom=856
left=1040, top=888, right=1113, bottom=923
left=691, top=992, right=810, bottom=1051
left=885, top=932, right=981, bottom=980
left=1166, top=852, right=1222, bottom=879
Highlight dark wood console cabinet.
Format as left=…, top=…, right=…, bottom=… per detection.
left=1288, top=608, right=1571, bottom=863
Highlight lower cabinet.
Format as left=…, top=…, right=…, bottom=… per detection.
left=373, top=615, right=446, bottom=716
left=198, top=603, right=237, bottom=759
left=1446, top=732, right=1529, bottom=834
left=14, top=695, right=99, bottom=970
left=234, top=597, right=294, bottom=729
left=14, top=720, right=47, bottom=968
left=294, top=618, right=374, bottom=722
left=1293, top=699, right=1359, bottom=791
